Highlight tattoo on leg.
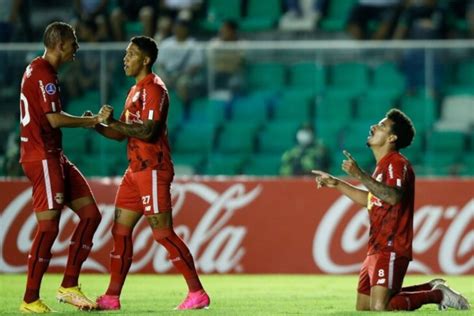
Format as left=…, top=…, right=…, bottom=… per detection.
left=114, top=208, right=122, bottom=221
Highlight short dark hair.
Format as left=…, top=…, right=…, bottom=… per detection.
left=386, top=109, right=416, bottom=150
left=43, top=21, right=74, bottom=48
left=131, top=36, right=158, bottom=66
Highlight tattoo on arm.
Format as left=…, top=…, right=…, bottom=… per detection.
left=109, top=119, right=160, bottom=141
left=358, top=171, right=403, bottom=205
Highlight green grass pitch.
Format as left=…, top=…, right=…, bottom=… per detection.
left=0, top=274, right=472, bottom=315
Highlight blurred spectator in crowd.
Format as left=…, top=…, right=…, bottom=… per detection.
left=110, top=0, right=156, bottom=41
left=446, top=0, right=474, bottom=38
left=394, top=0, right=448, bottom=96
left=209, top=20, right=244, bottom=94
left=280, top=123, right=330, bottom=176
left=347, top=0, right=402, bottom=40
left=2, top=127, right=22, bottom=176
left=154, top=15, right=173, bottom=43
left=153, top=0, right=203, bottom=43
left=0, top=0, right=22, bottom=42
left=159, top=0, right=203, bottom=21
left=71, top=0, right=110, bottom=41
left=279, top=0, right=328, bottom=31
left=156, top=19, right=204, bottom=105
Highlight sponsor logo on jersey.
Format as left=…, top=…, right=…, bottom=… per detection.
left=45, top=83, right=56, bottom=95
left=377, top=278, right=386, bottom=285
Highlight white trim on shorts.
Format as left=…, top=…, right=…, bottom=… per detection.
left=152, top=170, right=159, bottom=213
left=388, top=252, right=396, bottom=289
left=42, top=159, right=53, bottom=209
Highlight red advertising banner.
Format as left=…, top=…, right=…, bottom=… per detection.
left=1, top=177, right=472, bottom=275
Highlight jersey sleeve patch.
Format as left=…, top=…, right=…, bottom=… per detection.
left=45, top=83, right=57, bottom=95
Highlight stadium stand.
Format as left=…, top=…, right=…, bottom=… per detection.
left=0, top=1, right=473, bottom=178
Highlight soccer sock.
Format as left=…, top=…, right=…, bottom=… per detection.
left=401, top=282, right=432, bottom=292
left=62, top=203, right=101, bottom=288
left=105, top=223, right=133, bottom=296
left=152, top=228, right=203, bottom=292
left=23, top=219, right=59, bottom=303
left=389, top=290, right=443, bottom=311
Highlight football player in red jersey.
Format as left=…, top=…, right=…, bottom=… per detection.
left=312, top=109, right=470, bottom=311
left=18, top=21, right=109, bottom=313
left=89, top=36, right=210, bottom=311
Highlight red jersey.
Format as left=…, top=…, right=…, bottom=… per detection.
left=19, top=57, right=63, bottom=162
left=120, top=73, right=173, bottom=173
left=366, top=151, right=415, bottom=259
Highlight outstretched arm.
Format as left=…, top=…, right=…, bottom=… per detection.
left=99, top=105, right=162, bottom=142
left=46, top=111, right=102, bottom=128
left=82, top=109, right=126, bottom=141
left=342, top=150, right=403, bottom=206
left=312, top=170, right=369, bottom=207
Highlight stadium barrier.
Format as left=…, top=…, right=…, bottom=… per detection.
left=1, top=177, right=472, bottom=275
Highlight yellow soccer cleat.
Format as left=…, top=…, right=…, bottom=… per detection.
left=19, top=299, right=52, bottom=313
left=56, top=285, right=97, bottom=310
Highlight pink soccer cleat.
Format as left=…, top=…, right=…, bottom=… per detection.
left=96, top=294, right=121, bottom=310
left=175, top=290, right=210, bottom=310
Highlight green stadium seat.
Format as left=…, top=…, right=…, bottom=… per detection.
left=173, top=123, right=216, bottom=155
left=217, top=121, right=260, bottom=154
left=200, top=0, right=242, bottom=32
left=341, top=121, right=373, bottom=152
left=372, top=62, right=406, bottom=96
left=246, top=63, right=286, bottom=91
left=66, top=90, right=101, bottom=115
left=456, top=60, right=474, bottom=86
left=426, top=130, right=466, bottom=153
left=400, top=131, right=424, bottom=164
left=62, top=128, right=90, bottom=156
left=231, top=94, right=269, bottom=123
left=240, top=0, right=282, bottom=32
left=327, top=62, right=369, bottom=98
left=320, top=0, right=357, bottom=31
left=242, top=153, right=281, bottom=176
left=445, top=60, right=474, bottom=95
left=258, top=120, right=300, bottom=154
left=188, top=98, right=226, bottom=126
left=460, top=153, right=474, bottom=176
left=75, top=154, right=111, bottom=177
left=400, top=94, right=437, bottom=134
left=423, top=152, right=461, bottom=176
left=314, top=120, right=343, bottom=152
left=203, top=154, right=247, bottom=175
left=91, top=136, right=127, bottom=156
left=356, top=92, right=397, bottom=121
left=314, top=94, right=353, bottom=130
left=168, top=90, right=185, bottom=133
left=288, top=62, right=326, bottom=94
left=272, top=89, right=313, bottom=121
left=173, top=153, right=205, bottom=174
left=125, top=21, right=144, bottom=38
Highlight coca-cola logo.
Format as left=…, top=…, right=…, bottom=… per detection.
left=0, top=182, right=262, bottom=273
left=313, top=195, right=474, bottom=274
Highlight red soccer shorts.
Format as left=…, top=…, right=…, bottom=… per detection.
left=21, top=154, right=93, bottom=211
left=357, top=252, right=409, bottom=296
left=115, top=167, right=173, bottom=214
